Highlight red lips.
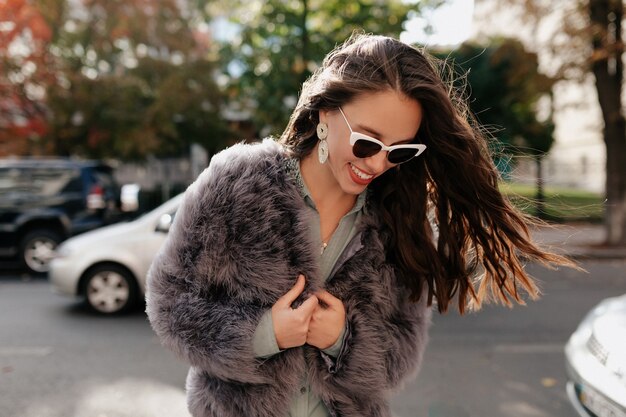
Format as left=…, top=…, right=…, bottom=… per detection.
left=348, top=163, right=374, bottom=186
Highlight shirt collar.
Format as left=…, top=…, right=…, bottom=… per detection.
left=284, top=157, right=367, bottom=214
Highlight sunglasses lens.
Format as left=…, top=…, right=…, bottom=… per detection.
left=352, top=139, right=382, bottom=158
left=388, top=148, right=418, bottom=164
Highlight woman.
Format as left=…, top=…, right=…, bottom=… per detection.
left=146, top=34, right=571, bottom=417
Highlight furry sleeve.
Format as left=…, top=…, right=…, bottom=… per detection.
left=145, top=139, right=316, bottom=385
left=321, top=279, right=432, bottom=396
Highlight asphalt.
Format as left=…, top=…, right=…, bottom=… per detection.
left=531, top=222, right=626, bottom=260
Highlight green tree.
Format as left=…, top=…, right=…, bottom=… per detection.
left=141, top=59, right=233, bottom=157
left=440, top=38, right=555, bottom=217
left=216, top=0, right=438, bottom=136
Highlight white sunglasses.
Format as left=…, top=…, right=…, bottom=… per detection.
left=338, top=107, right=426, bottom=164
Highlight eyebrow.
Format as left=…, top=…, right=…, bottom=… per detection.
left=354, top=123, right=415, bottom=145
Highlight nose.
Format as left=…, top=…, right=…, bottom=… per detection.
left=363, top=150, right=389, bottom=174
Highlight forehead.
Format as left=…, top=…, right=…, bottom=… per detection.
left=342, top=90, right=423, bottom=143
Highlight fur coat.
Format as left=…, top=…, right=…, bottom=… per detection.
left=145, top=139, right=433, bottom=417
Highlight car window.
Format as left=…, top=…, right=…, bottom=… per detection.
left=0, top=167, right=81, bottom=198
left=61, top=175, right=83, bottom=193
left=90, top=167, right=117, bottom=193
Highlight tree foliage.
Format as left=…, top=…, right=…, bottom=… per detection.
left=441, top=38, right=555, bottom=157
left=0, top=0, right=58, bottom=154
left=216, top=0, right=436, bottom=136
left=1, top=0, right=446, bottom=159
left=482, top=0, right=626, bottom=244
left=440, top=38, right=556, bottom=217
left=1, top=0, right=232, bottom=160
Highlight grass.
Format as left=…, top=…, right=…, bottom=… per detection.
left=499, top=182, right=605, bottom=223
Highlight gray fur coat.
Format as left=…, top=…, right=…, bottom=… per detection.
left=146, top=139, right=432, bottom=417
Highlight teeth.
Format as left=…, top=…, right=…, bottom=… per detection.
left=350, top=164, right=374, bottom=180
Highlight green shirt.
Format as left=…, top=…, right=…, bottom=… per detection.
left=252, top=157, right=366, bottom=417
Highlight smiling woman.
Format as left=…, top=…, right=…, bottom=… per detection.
left=146, top=33, right=575, bottom=417
left=303, top=90, right=424, bottom=193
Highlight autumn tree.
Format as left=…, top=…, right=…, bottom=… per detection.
left=590, top=0, right=626, bottom=245
left=1, top=0, right=232, bottom=160
left=478, top=0, right=626, bottom=245
left=0, top=0, right=57, bottom=155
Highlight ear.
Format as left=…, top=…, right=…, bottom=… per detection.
left=318, top=109, right=329, bottom=124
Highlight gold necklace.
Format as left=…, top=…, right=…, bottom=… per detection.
left=320, top=227, right=335, bottom=254
left=321, top=242, right=328, bottom=254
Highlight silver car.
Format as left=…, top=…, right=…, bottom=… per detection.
left=49, top=194, right=183, bottom=315
left=565, top=293, right=626, bottom=417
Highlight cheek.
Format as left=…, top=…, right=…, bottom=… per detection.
left=328, top=135, right=353, bottom=161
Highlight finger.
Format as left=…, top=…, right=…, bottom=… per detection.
left=298, top=294, right=319, bottom=316
left=315, top=289, right=339, bottom=307
left=277, top=275, right=306, bottom=307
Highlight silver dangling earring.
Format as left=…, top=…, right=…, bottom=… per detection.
left=317, top=122, right=329, bottom=164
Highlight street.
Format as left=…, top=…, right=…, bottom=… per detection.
left=1, top=260, right=625, bottom=417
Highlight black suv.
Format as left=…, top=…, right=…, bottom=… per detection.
left=0, top=159, right=121, bottom=273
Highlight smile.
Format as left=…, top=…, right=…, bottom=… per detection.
left=350, top=163, right=374, bottom=180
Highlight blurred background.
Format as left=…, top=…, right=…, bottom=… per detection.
left=1, top=1, right=625, bottom=417
left=1, top=0, right=623, bottom=226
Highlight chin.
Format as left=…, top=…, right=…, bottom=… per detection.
left=341, top=176, right=370, bottom=195
left=343, top=184, right=367, bottom=195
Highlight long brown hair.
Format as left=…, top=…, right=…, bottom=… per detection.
left=280, top=33, right=575, bottom=314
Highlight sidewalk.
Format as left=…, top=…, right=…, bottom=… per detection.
left=531, top=223, right=626, bottom=260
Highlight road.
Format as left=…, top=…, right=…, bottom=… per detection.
left=1, top=260, right=625, bottom=417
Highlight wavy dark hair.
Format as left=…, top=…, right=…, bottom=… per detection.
left=280, top=33, right=575, bottom=314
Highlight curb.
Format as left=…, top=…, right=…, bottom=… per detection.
left=530, top=224, right=626, bottom=261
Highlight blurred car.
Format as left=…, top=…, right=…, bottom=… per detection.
left=565, top=293, right=626, bottom=417
left=49, top=194, right=183, bottom=315
left=0, top=158, right=121, bottom=274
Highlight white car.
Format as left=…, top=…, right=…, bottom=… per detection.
left=49, top=194, right=183, bottom=314
left=565, top=293, right=626, bottom=417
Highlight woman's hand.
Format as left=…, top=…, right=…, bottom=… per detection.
left=306, top=290, right=346, bottom=350
left=272, top=275, right=319, bottom=349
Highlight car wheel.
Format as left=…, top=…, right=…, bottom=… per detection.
left=83, top=265, right=138, bottom=315
left=20, top=229, right=62, bottom=274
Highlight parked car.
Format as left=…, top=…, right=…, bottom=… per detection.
left=565, top=293, right=626, bottom=417
left=49, top=194, right=182, bottom=314
left=0, top=158, right=121, bottom=273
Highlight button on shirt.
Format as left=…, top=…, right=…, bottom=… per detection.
left=252, top=157, right=367, bottom=417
